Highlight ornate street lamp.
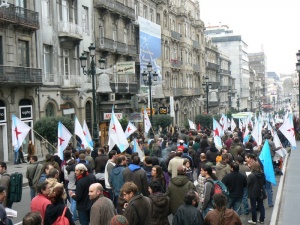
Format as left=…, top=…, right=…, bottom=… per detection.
left=237, top=95, right=240, bottom=112
left=202, top=76, right=212, bottom=114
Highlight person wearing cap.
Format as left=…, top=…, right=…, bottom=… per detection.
left=166, top=165, right=195, bottom=215
left=0, top=186, right=9, bottom=225
left=69, top=163, right=97, bottom=225
left=176, top=140, right=187, bottom=152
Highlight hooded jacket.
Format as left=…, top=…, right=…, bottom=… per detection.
left=123, top=164, right=149, bottom=196
left=247, top=171, right=266, bottom=199
left=110, top=165, right=125, bottom=196
left=149, top=193, right=170, bottom=225
left=206, top=147, right=219, bottom=164
left=215, top=162, right=231, bottom=180
left=166, top=175, right=196, bottom=215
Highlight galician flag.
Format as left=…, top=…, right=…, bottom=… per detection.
left=124, top=121, right=137, bottom=138
left=259, top=141, right=276, bottom=185
left=213, top=118, right=223, bottom=137
left=231, top=118, right=237, bottom=131
left=273, top=131, right=287, bottom=159
left=188, top=119, right=196, bottom=130
left=12, top=115, right=31, bottom=152
left=83, top=120, right=93, bottom=150
left=279, top=114, right=296, bottom=149
left=219, top=114, right=228, bottom=131
left=58, top=121, right=72, bottom=160
left=252, top=117, right=263, bottom=146
left=108, top=106, right=129, bottom=152
left=133, top=138, right=145, bottom=160
left=144, top=108, right=152, bottom=133
left=74, top=116, right=89, bottom=149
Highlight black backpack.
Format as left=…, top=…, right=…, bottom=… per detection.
left=8, top=172, right=23, bottom=202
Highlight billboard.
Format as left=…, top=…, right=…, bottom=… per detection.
left=138, top=16, right=162, bottom=86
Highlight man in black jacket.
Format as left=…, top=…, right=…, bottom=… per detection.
left=69, top=163, right=96, bottom=225
left=222, top=162, right=247, bottom=216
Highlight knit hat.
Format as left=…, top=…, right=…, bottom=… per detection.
left=110, top=215, right=129, bottom=225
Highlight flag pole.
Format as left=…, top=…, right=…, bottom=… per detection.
left=32, top=129, right=57, bottom=150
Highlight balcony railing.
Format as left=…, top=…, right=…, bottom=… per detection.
left=60, top=74, right=82, bottom=87
left=116, top=42, right=128, bottom=54
left=0, top=66, right=42, bottom=84
left=219, top=69, right=231, bottom=75
left=97, top=37, right=117, bottom=52
left=170, top=59, right=182, bottom=68
left=193, top=64, right=200, bottom=72
left=171, top=30, right=181, bottom=41
left=58, top=22, right=83, bottom=36
left=192, top=40, right=200, bottom=49
left=44, top=73, right=54, bottom=83
left=110, top=74, right=138, bottom=93
left=194, top=88, right=201, bottom=95
left=206, top=61, right=219, bottom=70
left=0, top=4, right=39, bottom=30
left=128, top=45, right=137, bottom=55
left=95, top=0, right=135, bottom=20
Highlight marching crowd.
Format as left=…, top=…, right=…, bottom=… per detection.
left=0, top=125, right=287, bottom=225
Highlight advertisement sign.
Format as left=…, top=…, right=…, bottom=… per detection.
left=0, top=107, right=6, bottom=122
left=159, top=107, right=168, bottom=114
left=19, top=105, right=32, bottom=120
left=139, top=16, right=162, bottom=87
left=141, top=108, right=155, bottom=115
left=103, top=113, right=123, bottom=120
left=129, top=112, right=142, bottom=122
left=116, top=61, right=135, bottom=75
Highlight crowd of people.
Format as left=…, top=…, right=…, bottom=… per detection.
left=0, top=124, right=287, bottom=225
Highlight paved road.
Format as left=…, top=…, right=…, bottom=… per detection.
left=10, top=187, right=31, bottom=225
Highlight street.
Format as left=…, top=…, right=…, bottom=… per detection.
left=10, top=186, right=31, bottom=225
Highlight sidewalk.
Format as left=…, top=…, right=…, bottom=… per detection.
left=6, top=156, right=45, bottom=186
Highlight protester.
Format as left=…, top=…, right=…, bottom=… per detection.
left=0, top=186, right=9, bottom=225
left=150, top=165, right=166, bottom=192
left=30, top=181, right=51, bottom=220
left=26, top=156, right=43, bottom=199
left=23, top=212, right=43, bottom=225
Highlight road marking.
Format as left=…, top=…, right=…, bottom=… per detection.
left=14, top=222, right=22, bottom=225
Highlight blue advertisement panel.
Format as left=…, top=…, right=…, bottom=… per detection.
left=138, top=16, right=162, bottom=87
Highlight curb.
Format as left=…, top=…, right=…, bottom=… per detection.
left=270, top=153, right=289, bottom=225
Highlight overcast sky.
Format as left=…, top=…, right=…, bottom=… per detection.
left=200, top=0, right=300, bottom=75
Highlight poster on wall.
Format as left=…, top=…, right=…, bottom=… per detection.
left=138, top=16, right=162, bottom=89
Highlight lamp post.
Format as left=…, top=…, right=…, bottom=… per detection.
left=142, top=63, right=158, bottom=132
left=237, top=95, right=240, bottom=112
left=250, top=97, right=253, bottom=112
left=79, top=43, right=106, bottom=144
left=296, top=50, right=300, bottom=117
left=258, top=100, right=261, bottom=114
left=228, top=88, right=232, bottom=110
left=202, top=76, right=212, bottom=114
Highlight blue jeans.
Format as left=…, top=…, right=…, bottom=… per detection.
left=70, top=197, right=78, bottom=221
left=78, top=210, right=90, bottom=225
left=242, top=187, right=249, bottom=214
left=14, top=151, right=19, bottom=164
left=227, top=197, right=242, bottom=215
left=30, top=186, right=36, bottom=200
left=250, top=197, right=265, bottom=222
left=265, top=181, right=273, bottom=206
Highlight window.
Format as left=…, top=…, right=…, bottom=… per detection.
left=82, top=6, right=89, bottom=34
left=150, top=9, right=153, bottom=22
left=61, top=0, right=69, bottom=22
left=124, top=28, right=127, bottom=44
left=100, top=26, right=104, bottom=44
left=61, top=49, right=70, bottom=78
left=43, top=45, right=53, bottom=81
left=61, top=0, right=77, bottom=24
left=18, top=40, right=29, bottom=67
left=45, top=103, right=55, bottom=117
left=16, top=0, right=26, bottom=7
left=156, top=13, right=160, bottom=25
left=171, top=20, right=175, bottom=30
left=143, top=5, right=147, bottom=19
left=42, top=0, right=51, bottom=22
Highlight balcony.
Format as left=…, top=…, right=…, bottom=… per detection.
left=171, top=30, right=181, bottom=41
left=192, top=40, right=200, bottom=50
left=173, top=88, right=183, bottom=96
left=110, top=74, right=138, bottom=94
left=208, top=101, right=219, bottom=107
left=60, top=74, right=82, bottom=88
left=116, top=42, right=128, bottom=54
left=219, top=69, right=231, bottom=75
left=0, top=66, right=42, bottom=85
left=58, top=22, right=83, bottom=43
left=193, top=64, right=200, bottom=72
left=192, top=19, right=204, bottom=28
left=219, top=85, right=229, bottom=91
left=170, top=59, right=182, bottom=68
left=210, top=81, right=220, bottom=89
left=206, top=61, right=219, bottom=70
left=194, top=88, right=201, bottom=95
left=128, top=45, right=137, bottom=55
left=0, top=4, right=39, bottom=30
left=95, top=0, right=135, bottom=20
left=97, top=37, right=117, bottom=52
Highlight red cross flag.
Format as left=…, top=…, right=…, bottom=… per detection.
left=58, top=121, right=72, bottom=160
left=124, top=121, right=137, bottom=138
left=12, top=115, right=31, bottom=152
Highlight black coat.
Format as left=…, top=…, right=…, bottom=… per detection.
left=172, top=204, right=204, bottom=225
left=149, top=193, right=170, bottom=225
left=222, top=171, right=247, bottom=198
left=247, top=171, right=266, bottom=199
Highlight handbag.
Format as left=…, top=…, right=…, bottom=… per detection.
left=260, top=188, right=267, bottom=200
left=53, top=207, right=70, bottom=225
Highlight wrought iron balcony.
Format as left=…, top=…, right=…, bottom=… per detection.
left=0, top=66, right=42, bottom=85
left=210, top=81, right=220, bottom=89
left=206, top=61, right=219, bottom=70
left=0, top=4, right=39, bottom=30
left=95, top=0, right=135, bottom=20
left=97, top=37, right=117, bottom=52
left=170, top=59, right=182, bottom=68
left=192, top=40, right=200, bottom=49
left=193, top=64, right=200, bottom=72
left=60, top=74, right=82, bottom=87
left=171, top=30, right=181, bottom=41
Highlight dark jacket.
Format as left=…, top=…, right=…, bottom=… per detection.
left=172, top=204, right=204, bottom=225
left=123, top=164, right=150, bottom=196
left=247, top=171, right=266, bottom=199
left=149, top=193, right=170, bottom=225
left=110, top=165, right=125, bottom=196
left=44, top=198, right=75, bottom=225
left=123, top=194, right=151, bottom=225
left=72, top=173, right=97, bottom=211
left=222, top=171, right=247, bottom=198
left=166, top=175, right=196, bottom=215
left=94, top=154, right=109, bottom=173
left=206, top=147, right=219, bottom=164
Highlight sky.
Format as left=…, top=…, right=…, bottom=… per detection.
left=200, top=0, right=300, bottom=75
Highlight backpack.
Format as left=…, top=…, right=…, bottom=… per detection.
left=5, top=172, right=23, bottom=203
left=207, top=179, right=229, bottom=199
left=53, top=207, right=70, bottom=225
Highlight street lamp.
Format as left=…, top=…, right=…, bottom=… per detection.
left=202, top=76, right=212, bottom=114
left=142, top=63, right=158, bottom=134
left=228, top=88, right=232, bottom=110
left=79, top=43, right=106, bottom=145
left=296, top=50, right=300, bottom=116
left=250, top=98, right=253, bottom=112
left=258, top=100, right=261, bottom=114
left=237, top=95, right=240, bottom=112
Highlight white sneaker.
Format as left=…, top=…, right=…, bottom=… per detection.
left=248, top=220, right=257, bottom=224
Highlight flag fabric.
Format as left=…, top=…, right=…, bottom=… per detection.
left=259, top=141, right=276, bottom=185
left=83, top=120, right=93, bottom=149
left=133, top=138, right=145, bottom=160
left=238, top=119, right=243, bottom=130
left=273, top=131, right=287, bottom=159
left=108, top=108, right=129, bottom=152
left=267, top=122, right=274, bottom=137
left=252, top=117, right=263, bottom=146
left=243, top=125, right=250, bottom=144
left=188, top=119, right=196, bottom=130
left=213, top=118, right=223, bottom=137
left=74, top=116, right=89, bottom=149
left=124, top=122, right=137, bottom=138
left=58, top=121, right=72, bottom=160
left=231, top=118, right=237, bottom=131
left=219, top=114, right=228, bottom=131
left=144, top=108, right=152, bottom=133
left=279, top=114, right=296, bottom=149
left=12, top=115, right=31, bottom=152
left=214, top=136, right=223, bottom=150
